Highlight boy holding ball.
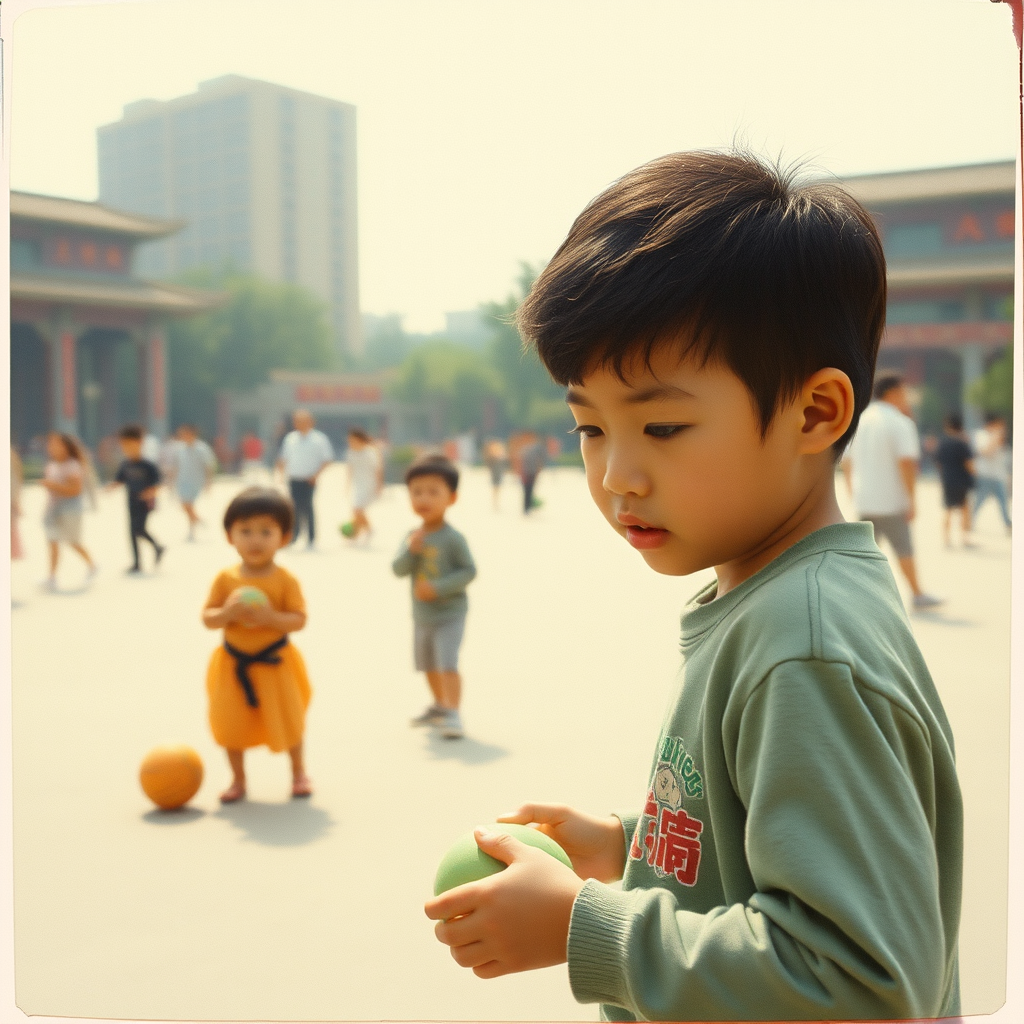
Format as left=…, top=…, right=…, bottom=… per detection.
left=424, top=152, right=962, bottom=1021
left=393, top=455, right=477, bottom=740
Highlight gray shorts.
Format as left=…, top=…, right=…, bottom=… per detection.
left=414, top=616, right=466, bottom=672
left=862, top=514, right=913, bottom=559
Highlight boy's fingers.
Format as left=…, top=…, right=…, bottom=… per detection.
left=424, top=886, right=477, bottom=921
left=498, top=803, right=566, bottom=826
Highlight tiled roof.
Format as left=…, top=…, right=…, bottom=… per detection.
left=10, top=272, right=226, bottom=313
left=10, top=191, right=184, bottom=238
left=841, top=161, right=1017, bottom=206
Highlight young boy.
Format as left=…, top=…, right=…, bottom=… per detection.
left=424, top=152, right=962, bottom=1021
left=934, top=413, right=976, bottom=548
left=109, top=424, right=165, bottom=573
left=392, top=455, right=477, bottom=740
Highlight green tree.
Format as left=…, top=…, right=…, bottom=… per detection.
left=389, top=340, right=502, bottom=436
left=968, top=343, right=1014, bottom=418
left=480, top=261, right=567, bottom=431
left=167, top=269, right=335, bottom=435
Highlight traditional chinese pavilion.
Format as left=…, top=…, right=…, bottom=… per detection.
left=842, top=160, right=1016, bottom=432
left=10, top=190, right=224, bottom=451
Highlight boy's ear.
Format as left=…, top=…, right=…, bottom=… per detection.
left=796, top=368, right=855, bottom=455
left=449, top=490, right=459, bottom=506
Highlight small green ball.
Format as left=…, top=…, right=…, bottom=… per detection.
left=235, top=586, right=269, bottom=607
left=340, top=521, right=356, bottom=538
left=433, top=823, right=572, bottom=896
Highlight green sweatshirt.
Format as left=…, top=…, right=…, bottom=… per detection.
left=392, top=521, right=477, bottom=624
left=567, top=522, right=962, bottom=1022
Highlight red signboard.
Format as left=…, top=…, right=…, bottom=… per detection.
left=883, top=321, right=1012, bottom=349
left=294, top=383, right=382, bottom=404
left=60, top=331, right=76, bottom=421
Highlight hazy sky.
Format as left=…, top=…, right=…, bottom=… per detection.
left=5, top=0, right=1019, bottom=332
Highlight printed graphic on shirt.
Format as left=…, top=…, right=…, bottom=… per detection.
left=628, top=739, right=705, bottom=887
left=420, top=545, right=440, bottom=580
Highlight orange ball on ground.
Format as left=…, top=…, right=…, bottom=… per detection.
left=139, top=745, right=204, bottom=810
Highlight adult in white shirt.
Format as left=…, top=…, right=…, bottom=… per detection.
left=842, top=372, right=942, bottom=610
left=275, top=409, right=334, bottom=548
left=972, top=413, right=1012, bottom=533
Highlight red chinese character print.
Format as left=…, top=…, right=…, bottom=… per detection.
left=654, top=807, right=704, bottom=886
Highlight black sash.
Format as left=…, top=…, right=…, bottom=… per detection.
left=224, top=637, right=289, bottom=708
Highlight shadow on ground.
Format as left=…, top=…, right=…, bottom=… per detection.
left=213, top=798, right=335, bottom=846
left=910, top=611, right=978, bottom=628
left=142, top=806, right=206, bottom=825
left=424, top=732, right=509, bottom=765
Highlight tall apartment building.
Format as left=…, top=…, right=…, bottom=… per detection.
left=97, top=74, right=361, bottom=358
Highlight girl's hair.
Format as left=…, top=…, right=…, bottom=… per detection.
left=348, top=427, right=371, bottom=443
left=223, top=486, right=295, bottom=535
left=50, top=432, right=84, bottom=462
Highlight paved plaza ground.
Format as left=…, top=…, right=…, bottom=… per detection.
left=7, top=464, right=1013, bottom=1021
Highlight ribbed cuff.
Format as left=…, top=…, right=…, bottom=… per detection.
left=567, top=878, right=638, bottom=1010
left=613, top=811, right=641, bottom=864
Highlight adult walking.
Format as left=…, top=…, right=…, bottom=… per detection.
left=276, top=409, right=333, bottom=549
left=514, top=430, right=547, bottom=515
left=972, top=413, right=1012, bottom=535
left=842, top=372, right=943, bottom=610
left=165, top=423, right=217, bottom=541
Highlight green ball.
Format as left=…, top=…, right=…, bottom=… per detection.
left=340, top=521, right=356, bottom=537
left=235, top=586, right=269, bottom=607
left=433, top=823, right=573, bottom=896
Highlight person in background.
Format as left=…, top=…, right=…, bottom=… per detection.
left=343, top=428, right=383, bottom=544
left=933, top=413, right=976, bottom=548
left=515, top=430, right=547, bottom=515
left=843, top=372, right=943, bottom=610
left=483, top=439, right=508, bottom=512
left=108, top=424, right=165, bottom=574
left=40, top=432, right=98, bottom=591
left=275, top=409, right=334, bottom=550
left=166, top=423, right=217, bottom=541
left=240, top=433, right=266, bottom=481
left=972, top=412, right=1012, bottom=535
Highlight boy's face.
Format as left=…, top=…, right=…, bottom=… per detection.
left=177, top=427, right=196, bottom=443
left=408, top=474, right=457, bottom=523
left=227, top=514, right=289, bottom=568
left=567, top=345, right=837, bottom=581
left=119, top=437, right=143, bottom=460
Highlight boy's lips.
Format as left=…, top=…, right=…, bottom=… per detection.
left=617, top=513, right=670, bottom=549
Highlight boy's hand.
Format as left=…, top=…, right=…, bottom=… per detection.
left=414, top=577, right=437, bottom=601
left=407, top=528, right=426, bottom=555
left=238, top=603, right=275, bottom=628
left=425, top=827, right=585, bottom=978
left=497, top=805, right=627, bottom=882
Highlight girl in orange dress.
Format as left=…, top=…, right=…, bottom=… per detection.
left=203, top=487, right=313, bottom=803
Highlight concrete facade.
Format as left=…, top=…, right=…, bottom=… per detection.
left=97, top=75, right=361, bottom=360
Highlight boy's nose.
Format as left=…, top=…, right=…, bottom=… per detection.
left=601, top=450, right=649, bottom=497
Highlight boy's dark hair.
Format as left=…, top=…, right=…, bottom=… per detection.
left=517, top=150, right=887, bottom=454
left=983, top=411, right=1005, bottom=426
left=348, top=427, right=371, bottom=442
left=873, top=371, right=905, bottom=400
left=944, top=413, right=964, bottom=432
left=405, top=454, right=459, bottom=492
left=223, top=486, right=295, bottom=535
left=118, top=424, right=144, bottom=441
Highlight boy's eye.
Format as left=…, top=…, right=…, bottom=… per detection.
left=569, top=424, right=603, bottom=439
left=645, top=424, right=689, bottom=439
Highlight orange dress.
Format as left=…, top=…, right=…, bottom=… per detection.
left=205, top=564, right=312, bottom=752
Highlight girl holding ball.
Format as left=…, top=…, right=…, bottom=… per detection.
left=203, top=487, right=313, bottom=802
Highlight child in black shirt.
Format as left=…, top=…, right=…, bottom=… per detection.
left=934, top=413, right=976, bottom=548
left=109, top=424, right=166, bottom=573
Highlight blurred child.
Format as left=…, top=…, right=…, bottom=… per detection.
left=344, top=428, right=383, bottom=543
left=203, top=487, right=313, bottom=802
left=108, top=424, right=164, bottom=574
left=40, top=432, right=97, bottom=591
left=424, top=151, right=962, bottom=1022
left=166, top=423, right=217, bottom=541
left=392, top=454, right=476, bottom=739
left=934, top=413, right=976, bottom=548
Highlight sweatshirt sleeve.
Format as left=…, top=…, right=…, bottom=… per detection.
left=392, top=536, right=418, bottom=578
left=567, top=659, right=952, bottom=1022
left=430, top=533, right=477, bottom=598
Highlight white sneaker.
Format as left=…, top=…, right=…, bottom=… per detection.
left=39, top=577, right=57, bottom=593
left=439, top=710, right=464, bottom=740
left=912, top=593, right=945, bottom=610
left=410, top=704, right=445, bottom=727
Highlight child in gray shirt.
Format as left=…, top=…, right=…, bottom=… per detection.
left=392, top=455, right=476, bottom=739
